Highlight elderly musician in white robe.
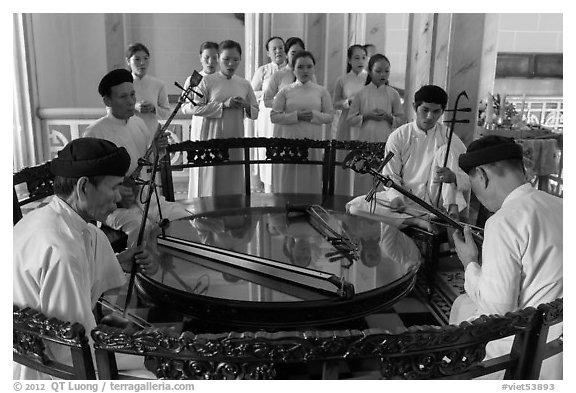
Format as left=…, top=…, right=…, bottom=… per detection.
left=13, top=138, right=158, bottom=379
left=346, top=85, right=470, bottom=230
left=84, top=69, right=191, bottom=249
left=450, top=135, right=563, bottom=379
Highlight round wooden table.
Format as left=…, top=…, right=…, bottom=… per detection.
left=135, top=194, right=423, bottom=329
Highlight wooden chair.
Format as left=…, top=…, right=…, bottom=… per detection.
left=326, top=139, right=387, bottom=196
left=524, top=298, right=563, bottom=379
left=160, top=137, right=332, bottom=201
left=91, top=303, right=542, bottom=380
left=13, top=162, right=54, bottom=225
left=13, top=305, right=96, bottom=379
left=14, top=161, right=128, bottom=253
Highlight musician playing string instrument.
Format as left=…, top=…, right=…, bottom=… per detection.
left=450, top=135, right=562, bottom=379
left=84, top=69, right=191, bottom=249
left=347, top=85, right=470, bottom=230
left=13, top=138, right=156, bottom=379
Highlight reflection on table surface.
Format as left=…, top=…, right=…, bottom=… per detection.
left=153, top=208, right=421, bottom=303
left=107, top=196, right=451, bottom=331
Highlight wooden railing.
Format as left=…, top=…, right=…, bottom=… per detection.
left=506, top=96, right=563, bottom=131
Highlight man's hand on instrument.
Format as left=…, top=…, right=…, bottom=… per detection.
left=433, top=166, right=456, bottom=184
left=99, top=313, right=141, bottom=334
left=153, top=131, right=170, bottom=151
left=452, top=225, right=478, bottom=269
left=118, top=243, right=159, bottom=276
left=388, top=196, right=406, bottom=212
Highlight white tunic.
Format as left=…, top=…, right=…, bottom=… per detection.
left=270, top=80, right=334, bottom=194
left=347, top=83, right=404, bottom=194
left=251, top=62, right=287, bottom=190
left=84, top=112, right=151, bottom=175
left=132, top=74, right=171, bottom=139
left=187, top=72, right=259, bottom=197
left=452, top=183, right=563, bottom=379
left=13, top=197, right=126, bottom=379
left=332, top=70, right=368, bottom=195
left=346, top=121, right=470, bottom=224
left=263, top=66, right=317, bottom=108
left=347, top=82, right=404, bottom=142
left=84, top=112, right=190, bottom=247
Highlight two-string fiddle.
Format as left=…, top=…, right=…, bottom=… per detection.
left=435, top=90, right=472, bottom=208
left=129, top=70, right=204, bottom=184
left=122, top=71, right=203, bottom=317
left=343, top=149, right=484, bottom=247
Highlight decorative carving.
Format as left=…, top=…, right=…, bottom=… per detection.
left=92, top=306, right=538, bottom=379
left=169, top=137, right=330, bottom=167
left=13, top=162, right=54, bottom=201
left=13, top=305, right=88, bottom=365
left=538, top=298, right=563, bottom=326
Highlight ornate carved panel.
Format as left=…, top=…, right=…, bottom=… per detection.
left=13, top=306, right=88, bottom=365
left=92, top=305, right=538, bottom=379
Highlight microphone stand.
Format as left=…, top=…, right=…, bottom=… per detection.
left=122, top=71, right=203, bottom=317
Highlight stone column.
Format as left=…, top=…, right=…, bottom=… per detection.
left=443, top=13, right=499, bottom=146
left=404, top=13, right=436, bottom=121
left=404, top=13, right=498, bottom=145
left=324, top=14, right=348, bottom=94
left=104, top=14, right=126, bottom=71
left=303, top=13, right=327, bottom=85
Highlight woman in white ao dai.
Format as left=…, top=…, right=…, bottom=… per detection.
left=270, top=51, right=334, bottom=194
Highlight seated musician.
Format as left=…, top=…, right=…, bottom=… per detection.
left=84, top=69, right=191, bottom=251
left=346, top=85, right=470, bottom=230
left=13, top=138, right=158, bottom=379
left=450, top=135, right=563, bottom=379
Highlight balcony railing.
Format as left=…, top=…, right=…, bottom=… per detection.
left=506, top=96, right=563, bottom=131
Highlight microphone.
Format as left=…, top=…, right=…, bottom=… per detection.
left=363, top=151, right=394, bottom=203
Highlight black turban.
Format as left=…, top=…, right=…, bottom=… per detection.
left=98, top=68, right=133, bottom=97
left=414, top=85, right=448, bottom=107
left=459, top=135, right=523, bottom=174
left=51, top=138, right=131, bottom=178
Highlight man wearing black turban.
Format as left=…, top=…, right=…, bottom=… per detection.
left=13, top=138, right=157, bottom=379
left=449, top=135, right=562, bottom=379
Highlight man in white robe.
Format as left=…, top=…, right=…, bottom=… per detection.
left=451, top=135, right=563, bottom=379
left=13, top=138, right=158, bottom=379
left=347, top=85, right=470, bottom=229
left=84, top=69, right=191, bottom=249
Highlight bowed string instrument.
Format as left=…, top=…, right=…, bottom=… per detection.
left=343, top=149, right=484, bottom=247
left=121, top=71, right=204, bottom=320
left=434, top=90, right=472, bottom=208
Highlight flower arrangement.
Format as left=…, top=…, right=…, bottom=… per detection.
left=477, top=93, right=519, bottom=128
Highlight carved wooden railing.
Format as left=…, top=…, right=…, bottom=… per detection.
left=13, top=162, right=55, bottom=224
left=161, top=137, right=333, bottom=200
left=13, top=305, right=96, bottom=379
left=90, top=300, right=565, bottom=380
left=160, top=138, right=388, bottom=201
